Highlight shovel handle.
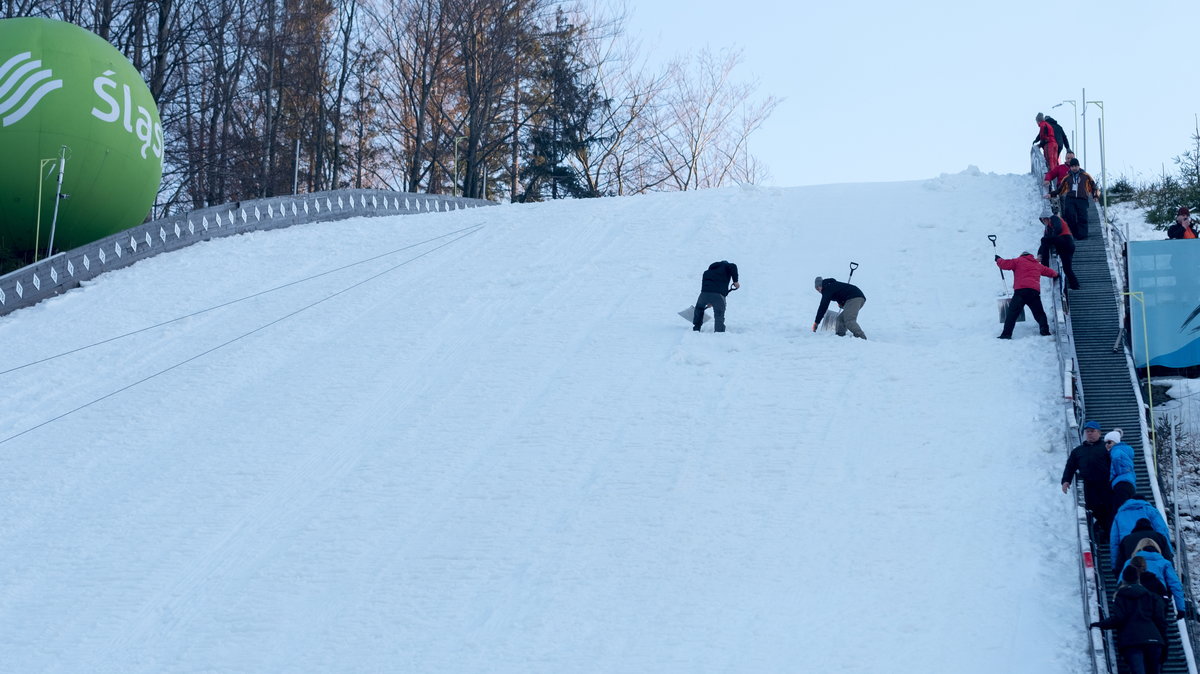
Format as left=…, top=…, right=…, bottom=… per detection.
left=988, top=236, right=1005, bottom=280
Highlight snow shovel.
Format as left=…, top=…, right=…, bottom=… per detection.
left=679, top=287, right=737, bottom=325
left=819, top=262, right=859, bottom=332
left=989, top=235, right=1025, bottom=323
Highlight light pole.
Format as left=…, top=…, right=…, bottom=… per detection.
left=1080, top=89, right=1086, bottom=169
left=34, top=156, right=58, bottom=262
left=46, top=145, right=69, bottom=258
left=454, top=135, right=467, bottom=198
left=1087, top=99, right=1107, bottom=221
left=1052, top=99, right=1077, bottom=155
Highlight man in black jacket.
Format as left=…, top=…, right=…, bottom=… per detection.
left=1045, top=115, right=1071, bottom=159
left=1061, top=420, right=1114, bottom=542
left=692, top=261, right=739, bottom=332
left=812, top=276, right=866, bottom=339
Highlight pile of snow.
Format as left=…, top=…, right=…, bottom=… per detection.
left=0, top=170, right=1091, bottom=672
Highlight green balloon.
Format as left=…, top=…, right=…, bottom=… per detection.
left=0, top=17, right=163, bottom=253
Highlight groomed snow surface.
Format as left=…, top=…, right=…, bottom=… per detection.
left=1, top=170, right=1092, bottom=672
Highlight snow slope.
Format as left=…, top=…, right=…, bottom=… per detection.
left=0, top=170, right=1091, bottom=672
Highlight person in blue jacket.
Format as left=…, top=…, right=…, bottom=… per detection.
left=1107, top=429, right=1137, bottom=510
left=1120, top=541, right=1186, bottom=615
left=1112, top=498, right=1174, bottom=569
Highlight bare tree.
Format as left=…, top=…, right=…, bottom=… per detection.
left=7, top=0, right=780, bottom=212
left=647, top=48, right=778, bottom=191
left=367, top=0, right=456, bottom=192
left=447, top=0, right=553, bottom=199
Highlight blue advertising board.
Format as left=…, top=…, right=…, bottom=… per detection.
left=1128, top=240, right=1200, bottom=368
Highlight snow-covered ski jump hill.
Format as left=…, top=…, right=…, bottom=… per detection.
left=0, top=169, right=1092, bottom=672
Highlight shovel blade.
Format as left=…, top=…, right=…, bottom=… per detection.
left=680, top=306, right=711, bottom=324
left=820, top=309, right=840, bottom=332
left=998, top=296, right=1026, bottom=323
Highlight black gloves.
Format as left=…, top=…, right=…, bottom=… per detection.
left=1089, top=622, right=1100, bottom=628
left=994, top=255, right=1001, bottom=261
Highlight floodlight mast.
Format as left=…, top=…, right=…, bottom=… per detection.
left=47, top=145, right=68, bottom=257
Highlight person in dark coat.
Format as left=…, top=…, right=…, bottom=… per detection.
left=1120, top=541, right=1186, bottom=616
left=1092, top=566, right=1168, bottom=674
left=995, top=252, right=1058, bottom=339
left=812, top=276, right=866, bottom=339
left=1061, top=420, right=1113, bottom=541
left=1119, top=518, right=1175, bottom=566
left=692, top=261, right=739, bottom=332
left=1045, top=115, right=1071, bottom=158
left=1038, top=205, right=1079, bottom=290
left=1167, top=207, right=1197, bottom=239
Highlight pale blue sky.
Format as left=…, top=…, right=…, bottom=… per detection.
left=625, top=0, right=1200, bottom=188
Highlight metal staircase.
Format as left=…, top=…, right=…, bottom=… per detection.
left=1064, top=201, right=1196, bottom=673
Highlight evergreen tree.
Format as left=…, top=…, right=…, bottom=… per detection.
left=520, top=9, right=609, bottom=201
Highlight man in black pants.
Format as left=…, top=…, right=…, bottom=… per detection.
left=1055, top=158, right=1100, bottom=240
left=996, top=252, right=1058, bottom=338
left=1039, top=204, right=1079, bottom=290
left=692, top=260, right=739, bottom=332
left=1061, top=420, right=1114, bottom=542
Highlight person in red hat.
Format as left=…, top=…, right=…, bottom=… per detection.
left=1167, top=207, right=1197, bottom=239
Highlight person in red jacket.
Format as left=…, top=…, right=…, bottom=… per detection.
left=1033, top=113, right=1060, bottom=170
left=1042, top=151, right=1076, bottom=214
left=996, top=251, right=1059, bottom=339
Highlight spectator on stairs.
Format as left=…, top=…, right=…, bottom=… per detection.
left=1111, top=497, right=1174, bottom=569
left=1118, top=518, right=1175, bottom=566
left=1120, top=540, right=1186, bottom=616
left=1045, top=115, right=1071, bottom=159
left=1061, top=420, right=1112, bottom=542
left=1039, top=204, right=1079, bottom=290
left=1091, top=565, right=1168, bottom=674
left=1107, top=429, right=1137, bottom=510
left=1042, top=151, right=1076, bottom=216
left=1033, top=113, right=1060, bottom=171
left=1054, top=158, right=1100, bottom=240
left=1129, top=555, right=1172, bottom=612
